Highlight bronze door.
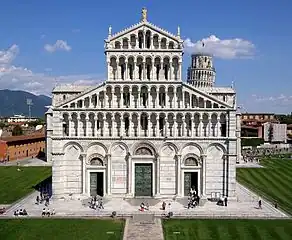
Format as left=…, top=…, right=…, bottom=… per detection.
left=135, top=163, right=152, bottom=196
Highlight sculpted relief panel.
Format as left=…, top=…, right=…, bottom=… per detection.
left=161, top=145, right=176, bottom=157
left=111, top=144, right=127, bottom=157
left=206, top=144, right=224, bottom=159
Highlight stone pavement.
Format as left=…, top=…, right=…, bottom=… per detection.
left=0, top=158, right=51, bottom=167
left=123, top=215, right=164, bottom=240
left=1, top=182, right=289, bottom=220
left=236, top=162, right=264, bottom=168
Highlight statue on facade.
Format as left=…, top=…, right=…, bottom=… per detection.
left=141, top=7, right=147, bottom=22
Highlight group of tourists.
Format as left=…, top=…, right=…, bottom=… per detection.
left=41, top=208, right=55, bottom=217
left=89, top=196, right=104, bottom=210
left=14, top=209, right=28, bottom=216
left=36, top=192, right=50, bottom=206
left=187, top=187, right=200, bottom=209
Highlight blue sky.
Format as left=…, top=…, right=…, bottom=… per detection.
left=0, top=0, right=291, bottom=113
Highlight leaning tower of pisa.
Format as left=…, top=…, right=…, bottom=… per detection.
left=187, top=53, right=216, bottom=88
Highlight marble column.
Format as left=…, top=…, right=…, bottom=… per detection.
left=173, top=118, right=177, bottom=137
left=199, top=118, right=203, bottom=137
left=137, top=115, right=141, bottom=137
left=107, top=61, right=111, bottom=80
left=77, top=117, right=81, bottom=136
left=81, top=154, right=86, bottom=195
left=156, top=115, right=159, bottom=137
left=156, top=156, right=161, bottom=195
left=94, top=115, right=98, bottom=137
left=181, top=116, right=185, bottom=137
left=68, top=117, right=72, bottom=137
left=120, top=89, right=123, bottom=108
left=164, top=116, right=168, bottom=137
left=147, top=116, right=151, bottom=137
left=169, top=61, right=172, bottom=80
left=127, top=154, right=132, bottom=195
left=121, top=115, right=125, bottom=137
left=107, top=154, right=112, bottom=195
left=202, top=155, right=207, bottom=196
left=176, top=155, right=182, bottom=196
left=125, top=61, right=128, bottom=80
left=173, top=90, right=176, bottom=108
left=85, top=116, right=90, bottom=136
left=217, top=117, right=221, bottom=137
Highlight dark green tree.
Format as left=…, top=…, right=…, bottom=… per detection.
left=12, top=125, right=23, bottom=136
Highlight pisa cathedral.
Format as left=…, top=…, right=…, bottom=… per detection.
left=46, top=9, right=241, bottom=200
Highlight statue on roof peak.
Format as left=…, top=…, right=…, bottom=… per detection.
left=141, top=7, right=147, bottom=22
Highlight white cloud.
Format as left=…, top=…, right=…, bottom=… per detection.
left=44, top=40, right=72, bottom=53
left=242, top=94, right=292, bottom=114
left=184, top=35, right=255, bottom=59
left=0, top=44, right=19, bottom=65
left=0, top=44, right=104, bottom=96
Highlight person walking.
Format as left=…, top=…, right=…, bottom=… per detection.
left=224, top=197, right=228, bottom=207
left=258, top=197, right=262, bottom=209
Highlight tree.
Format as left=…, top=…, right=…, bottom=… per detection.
left=12, top=125, right=23, bottom=136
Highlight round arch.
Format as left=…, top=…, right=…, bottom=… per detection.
left=87, top=142, right=108, bottom=155
left=179, top=142, right=203, bottom=156
left=131, top=141, right=158, bottom=156
left=206, top=143, right=226, bottom=155
left=109, top=141, right=129, bottom=155
left=63, top=141, right=84, bottom=153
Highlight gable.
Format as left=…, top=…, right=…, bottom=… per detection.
left=56, top=82, right=106, bottom=108
left=106, top=21, right=183, bottom=49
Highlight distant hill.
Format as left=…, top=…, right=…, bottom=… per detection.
left=0, top=89, right=52, bottom=118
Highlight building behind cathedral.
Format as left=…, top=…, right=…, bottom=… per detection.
left=46, top=8, right=241, bottom=200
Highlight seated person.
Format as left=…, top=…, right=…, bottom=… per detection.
left=23, top=209, right=28, bottom=216
left=46, top=208, right=51, bottom=217
left=42, top=208, right=46, bottom=217
left=19, top=209, right=23, bottom=215
left=144, top=203, right=149, bottom=211
left=161, top=201, right=166, bottom=210
left=140, top=202, right=145, bottom=211
left=51, top=209, right=55, bottom=215
left=217, top=197, right=224, bottom=206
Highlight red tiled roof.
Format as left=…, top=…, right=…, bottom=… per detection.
left=0, top=133, right=45, bottom=143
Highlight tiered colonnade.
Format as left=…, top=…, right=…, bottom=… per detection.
left=61, top=111, right=227, bottom=138
left=63, top=85, right=224, bottom=109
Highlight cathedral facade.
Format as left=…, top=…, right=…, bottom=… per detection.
left=46, top=9, right=241, bottom=200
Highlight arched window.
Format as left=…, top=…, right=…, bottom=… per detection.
left=90, top=158, right=103, bottom=166
left=185, top=157, right=198, bottom=166
left=135, top=147, right=152, bottom=155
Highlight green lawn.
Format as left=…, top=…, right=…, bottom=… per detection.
left=237, top=157, right=292, bottom=215
left=163, top=219, right=292, bottom=240
left=0, top=219, right=124, bottom=240
left=0, top=166, right=51, bottom=204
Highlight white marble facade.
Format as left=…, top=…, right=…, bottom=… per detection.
left=46, top=9, right=241, bottom=200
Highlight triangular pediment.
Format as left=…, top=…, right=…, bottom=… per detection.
left=107, top=21, right=182, bottom=44
left=182, top=83, right=234, bottom=109
left=56, top=82, right=106, bottom=108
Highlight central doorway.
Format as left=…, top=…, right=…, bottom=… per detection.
left=90, top=172, right=104, bottom=196
left=184, top=172, right=198, bottom=196
left=135, top=163, right=152, bottom=196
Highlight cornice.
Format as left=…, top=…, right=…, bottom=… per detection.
left=51, top=136, right=237, bottom=141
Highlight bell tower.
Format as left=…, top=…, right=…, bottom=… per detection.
left=187, top=51, right=216, bottom=88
